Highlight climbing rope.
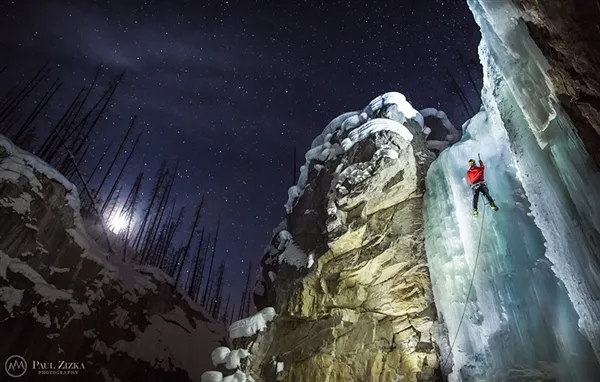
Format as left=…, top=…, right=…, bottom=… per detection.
left=440, top=202, right=487, bottom=371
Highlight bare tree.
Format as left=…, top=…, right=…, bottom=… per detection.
left=100, top=131, right=143, bottom=214
left=209, top=261, right=226, bottom=317
left=220, top=293, right=231, bottom=323
left=120, top=170, right=144, bottom=260
left=202, top=216, right=221, bottom=306
left=132, top=160, right=167, bottom=253
left=0, top=64, right=50, bottom=128
left=13, top=78, right=62, bottom=146
left=140, top=157, right=180, bottom=263
left=457, top=49, right=480, bottom=97
left=238, top=261, right=253, bottom=320
left=175, top=196, right=205, bottom=286
left=186, top=228, right=205, bottom=296
left=158, top=207, right=185, bottom=269
left=94, top=114, right=137, bottom=201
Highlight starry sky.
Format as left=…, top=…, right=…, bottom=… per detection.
left=0, top=0, right=482, bottom=302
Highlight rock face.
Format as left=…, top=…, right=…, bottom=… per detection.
left=0, top=135, right=227, bottom=381
left=515, top=0, right=600, bottom=167
left=232, top=94, right=440, bottom=382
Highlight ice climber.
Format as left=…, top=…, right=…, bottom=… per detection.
left=467, top=154, right=498, bottom=216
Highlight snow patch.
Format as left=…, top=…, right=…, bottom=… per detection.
left=253, top=281, right=265, bottom=297
left=0, top=192, right=33, bottom=215
left=278, top=242, right=308, bottom=269
left=0, top=251, right=72, bottom=302
left=229, top=307, right=277, bottom=339
left=0, top=286, right=23, bottom=313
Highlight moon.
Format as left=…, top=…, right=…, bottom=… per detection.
left=108, top=214, right=128, bottom=234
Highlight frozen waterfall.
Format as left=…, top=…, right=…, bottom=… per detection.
left=424, top=0, right=600, bottom=381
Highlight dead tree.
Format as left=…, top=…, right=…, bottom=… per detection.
left=186, top=228, right=205, bottom=298
left=175, top=196, right=205, bottom=286
left=238, top=261, right=253, bottom=320
left=94, top=115, right=137, bottom=202
left=229, top=304, right=236, bottom=326
left=132, top=160, right=167, bottom=253
left=100, top=131, right=143, bottom=214
left=59, top=142, right=116, bottom=256
left=457, top=49, right=480, bottom=98
left=0, top=64, right=50, bottom=128
left=13, top=78, right=62, bottom=147
left=209, top=261, right=226, bottom=317
left=120, top=170, right=144, bottom=260
left=37, top=87, right=85, bottom=158
left=194, top=232, right=211, bottom=302
left=445, top=67, right=475, bottom=117
left=148, top=198, right=177, bottom=267
left=87, top=141, right=114, bottom=184
left=158, top=207, right=185, bottom=269
left=220, top=293, right=231, bottom=323
left=140, top=157, right=180, bottom=263
left=202, top=216, right=222, bottom=306
left=292, top=145, right=297, bottom=184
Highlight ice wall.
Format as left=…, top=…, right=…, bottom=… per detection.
left=424, top=0, right=600, bottom=380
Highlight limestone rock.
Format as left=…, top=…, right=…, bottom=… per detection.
left=237, top=95, right=440, bottom=382
left=0, top=134, right=227, bottom=381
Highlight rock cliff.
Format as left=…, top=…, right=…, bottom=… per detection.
left=202, top=93, right=446, bottom=382
left=0, top=135, right=227, bottom=381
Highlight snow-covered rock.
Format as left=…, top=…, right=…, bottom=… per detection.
left=419, top=107, right=462, bottom=154
left=0, top=134, right=228, bottom=381
left=228, top=307, right=277, bottom=340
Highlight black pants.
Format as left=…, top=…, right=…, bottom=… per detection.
left=472, top=183, right=495, bottom=210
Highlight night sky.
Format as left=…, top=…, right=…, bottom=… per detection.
left=0, top=0, right=482, bottom=301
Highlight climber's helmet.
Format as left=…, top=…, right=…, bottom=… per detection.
left=468, top=159, right=476, bottom=167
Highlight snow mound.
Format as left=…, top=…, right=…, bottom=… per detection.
left=212, top=347, right=231, bottom=367
left=201, top=371, right=223, bottom=382
left=225, top=349, right=250, bottom=370
left=229, top=307, right=277, bottom=339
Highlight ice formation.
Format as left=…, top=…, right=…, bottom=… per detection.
left=228, top=307, right=277, bottom=340
left=425, top=1, right=600, bottom=380
left=285, top=91, right=420, bottom=213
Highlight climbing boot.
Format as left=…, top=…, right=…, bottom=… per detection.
left=473, top=209, right=478, bottom=216
left=490, top=204, right=498, bottom=211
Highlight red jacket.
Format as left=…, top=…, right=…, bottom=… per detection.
left=467, top=160, right=485, bottom=185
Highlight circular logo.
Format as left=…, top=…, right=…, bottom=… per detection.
left=5, top=355, right=27, bottom=378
